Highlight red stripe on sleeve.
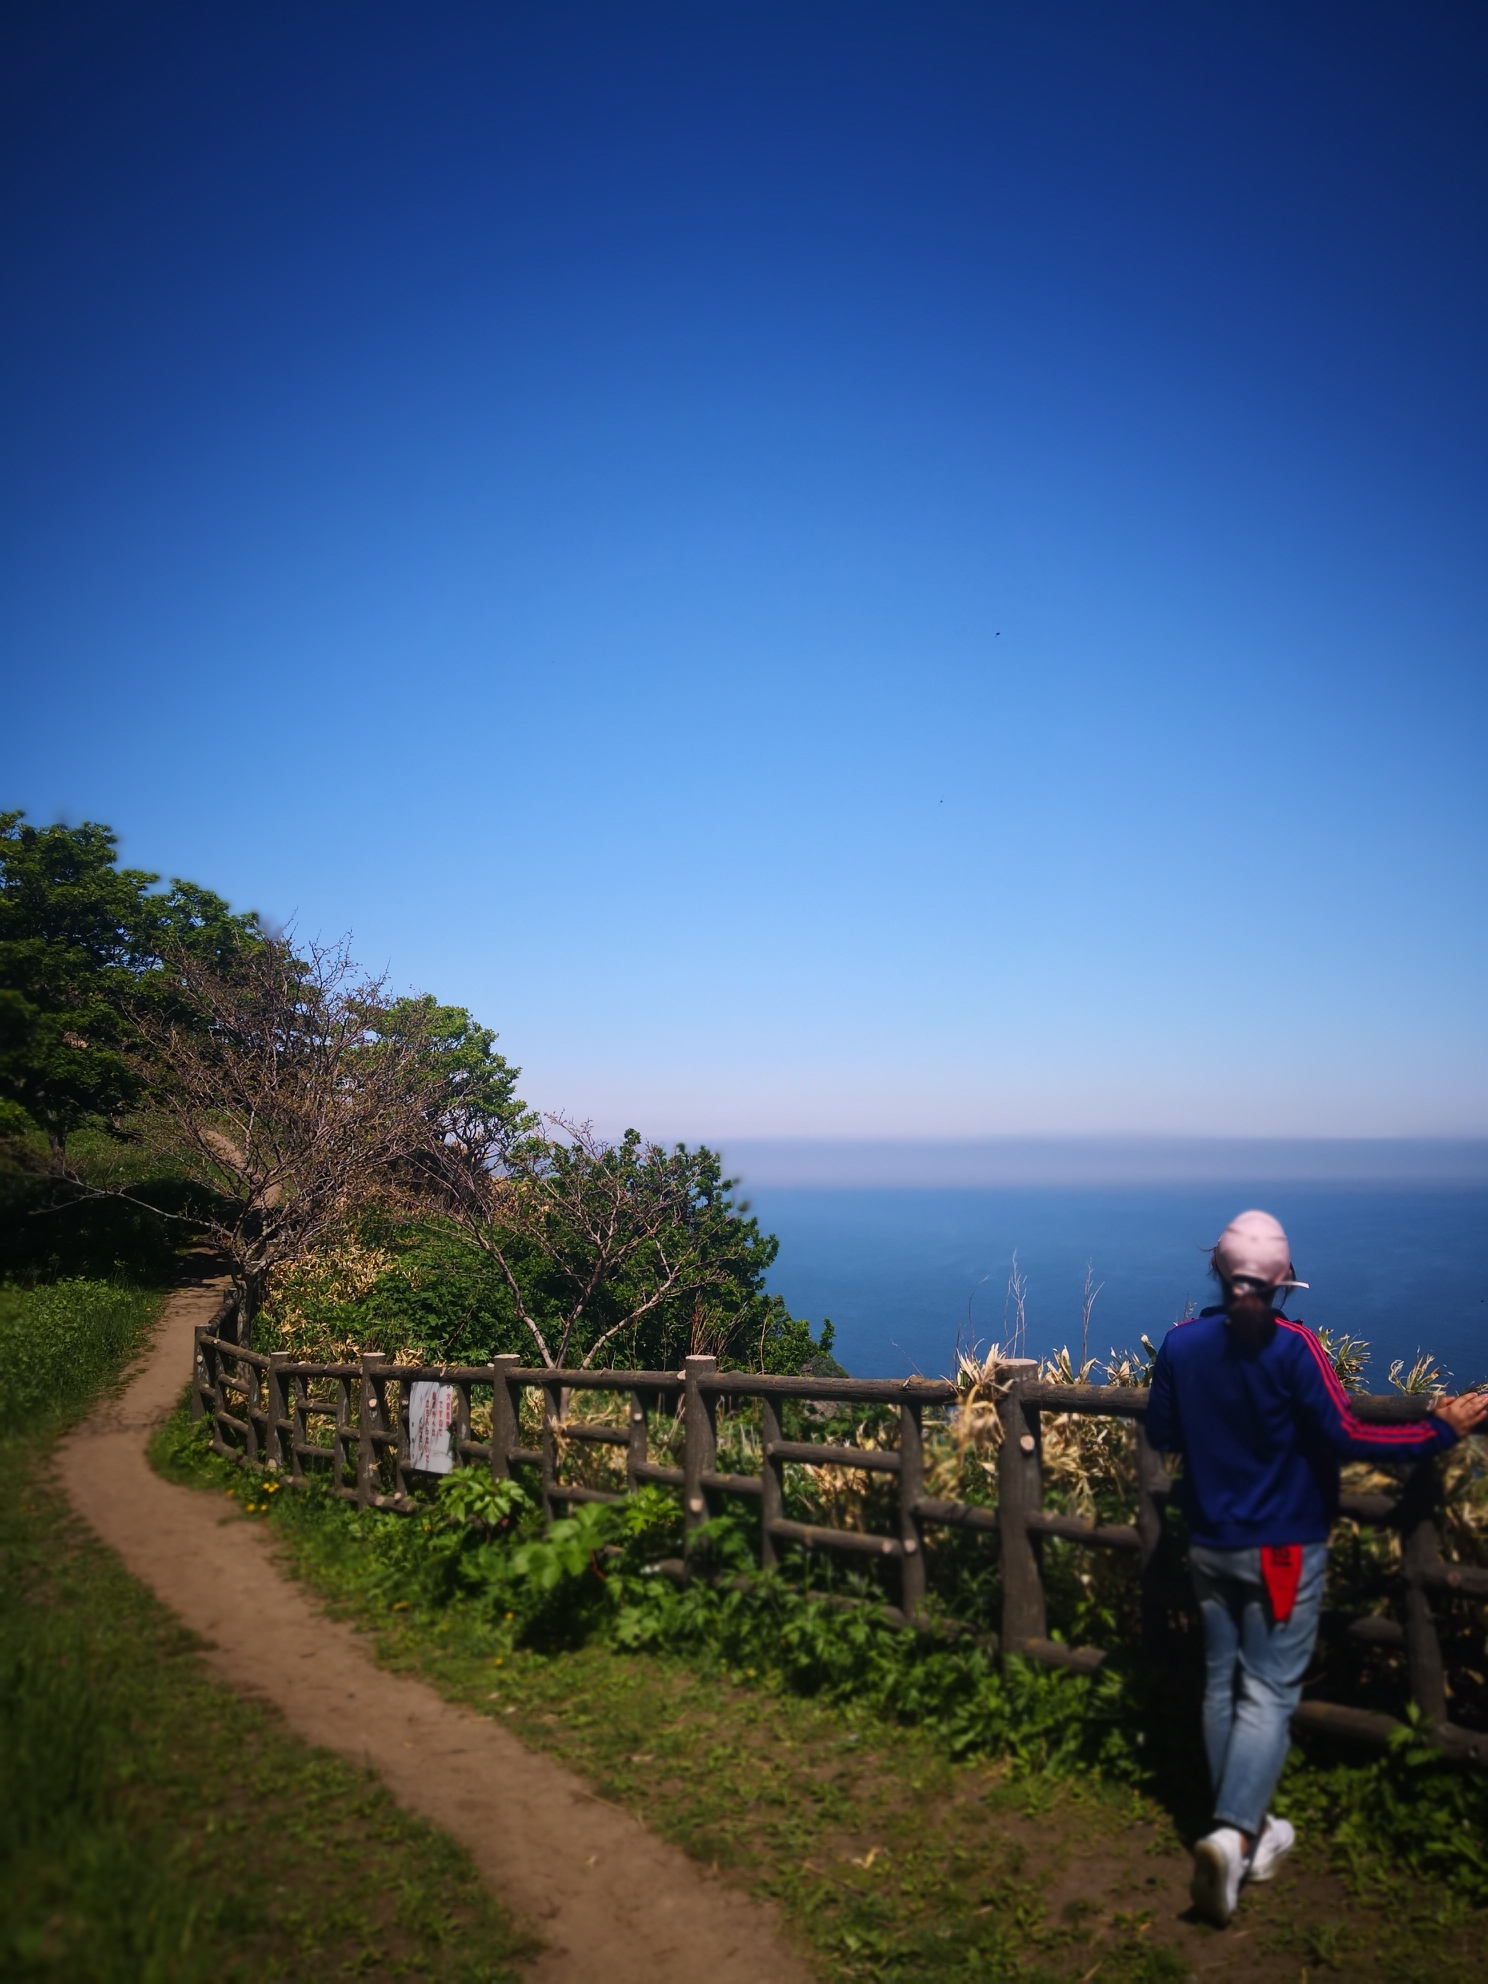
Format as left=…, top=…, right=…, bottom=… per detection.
left=1278, top=1319, right=1442, bottom=1446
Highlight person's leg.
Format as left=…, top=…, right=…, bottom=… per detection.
left=1187, top=1544, right=1249, bottom=1801
left=1212, top=1544, right=1327, bottom=1838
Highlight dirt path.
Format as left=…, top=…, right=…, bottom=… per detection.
left=58, top=1283, right=813, bottom=1984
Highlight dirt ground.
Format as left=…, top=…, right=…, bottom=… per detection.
left=58, top=1281, right=812, bottom=1984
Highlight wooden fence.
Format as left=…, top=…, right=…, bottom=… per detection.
left=192, top=1291, right=1488, bottom=1767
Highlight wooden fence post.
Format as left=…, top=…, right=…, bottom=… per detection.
left=1134, top=1418, right=1169, bottom=1657
left=289, top=1372, right=306, bottom=1484
left=683, top=1355, right=718, bottom=1568
left=265, top=1352, right=289, bottom=1470
left=242, top=1355, right=261, bottom=1466
left=1401, top=1454, right=1447, bottom=1725
left=334, top=1373, right=353, bottom=1494
left=489, top=1357, right=519, bottom=1482
left=203, top=1333, right=225, bottom=1454
left=190, top=1325, right=208, bottom=1423
left=452, top=1379, right=471, bottom=1475
left=899, top=1399, right=927, bottom=1621
left=627, top=1387, right=651, bottom=1495
left=541, top=1377, right=563, bottom=1522
left=759, top=1393, right=783, bottom=1571
left=998, top=1376, right=1046, bottom=1650
left=393, top=1370, right=412, bottom=1503
left=358, top=1352, right=385, bottom=1509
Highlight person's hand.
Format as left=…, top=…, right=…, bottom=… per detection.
left=1432, top=1392, right=1488, bottom=1438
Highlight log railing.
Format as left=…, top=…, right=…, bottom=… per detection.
left=191, top=1292, right=1488, bottom=1766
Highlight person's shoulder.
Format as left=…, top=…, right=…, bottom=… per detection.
left=1271, top=1314, right=1328, bottom=1372
left=1163, top=1309, right=1224, bottom=1356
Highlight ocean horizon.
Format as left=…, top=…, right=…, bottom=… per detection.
left=711, top=1140, right=1488, bottom=1390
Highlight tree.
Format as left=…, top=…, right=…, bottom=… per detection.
left=433, top=1114, right=830, bottom=1372
left=129, top=938, right=461, bottom=1309
left=0, top=810, right=259, bottom=1164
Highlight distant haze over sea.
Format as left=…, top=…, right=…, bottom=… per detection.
left=706, top=1141, right=1488, bottom=1390
left=715, top=1138, right=1488, bottom=1190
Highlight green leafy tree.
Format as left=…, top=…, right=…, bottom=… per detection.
left=0, top=811, right=259, bottom=1164
left=434, top=1114, right=833, bottom=1373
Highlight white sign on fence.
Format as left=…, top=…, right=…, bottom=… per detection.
left=408, top=1381, right=456, bottom=1474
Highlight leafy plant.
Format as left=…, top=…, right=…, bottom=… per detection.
left=0, top=1279, right=158, bottom=1431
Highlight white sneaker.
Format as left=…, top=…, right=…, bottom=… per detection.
left=1245, top=1814, right=1295, bottom=1883
left=1190, top=1826, right=1247, bottom=1926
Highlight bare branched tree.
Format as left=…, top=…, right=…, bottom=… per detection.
left=130, top=938, right=447, bottom=1309
left=436, top=1114, right=737, bottom=1369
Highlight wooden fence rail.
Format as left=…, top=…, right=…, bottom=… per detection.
left=191, top=1291, right=1488, bottom=1767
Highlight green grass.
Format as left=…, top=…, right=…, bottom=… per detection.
left=0, top=1278, right=160, bottom=1430
left=0, top=1292, right=535, bottom=1982
left=151, top=1423, right=1488, bottom=1982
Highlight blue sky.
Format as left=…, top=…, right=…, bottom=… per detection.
left=3, top=3, right=1486, bottom=1140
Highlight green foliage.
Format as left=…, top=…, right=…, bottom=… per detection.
left=454, top=1124, right=836, bottom=1372
left=155, top=1407, right=1488, bottom=1976
left=1276, top=1708, right=1488, bottom=1903
left=252, top=1220, right=532, bottom=1365
left=163, top=1397, right=1488, bottom=1919
left=0, top=810, right=258, bottom=1158
left=0, top=1279, right=159, bottom=1431
left=257, top=1161, right=834, bottom=1376
left=382, top=994, right=528, bottom=1161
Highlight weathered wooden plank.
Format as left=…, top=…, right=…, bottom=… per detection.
left=765, top=1440, right=902, bottom=1473
left=1422, top=1559, right=1488, bottom=1599
left=1400, top=1457, right=1447, bottom=1724
left=1291, top=1700, right=1401, bottom=1748
left=759, top=1394, right=783, bottom=1573
left=1010, top=1637, right=1107, bottom=1674
left=626, top=1388, right=651, bottom=1496
left=200, top=1338, right=271, bottom=1371
left=998, top=1386, right=1046, bottom=1645
left=683, top=1356, right=717, bottom=1555
left=507, top=1368, right=684, bottom=1392
left=1024, top=1383, right=1148, bottom=1418
left=1025, top=1512, right=1142, bottom=1551
left=701, top=1373, right=958, bottom=1403
left=630, top=1459, right=684, bottom=1487
left=1347, top=1614, right=1405, bottom=1646
left=490, top=1355, right=520, bottom=1484
left=914, top=1495, right=999, bottom=1536
left=549, top=1483, right=626, bottom=1507
left=767, top=1517, right=902, bottom=1559
left=898, top=1400, right=926, bottom=1621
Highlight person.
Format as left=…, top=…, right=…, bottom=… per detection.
left=1144, top=1208, right=1488, bottom=1928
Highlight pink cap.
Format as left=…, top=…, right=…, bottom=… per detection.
left=1212, top=1209, right=1308, bottom=1291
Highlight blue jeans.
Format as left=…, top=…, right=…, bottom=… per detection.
left=1188, top=1541, right=1327, bottom=1838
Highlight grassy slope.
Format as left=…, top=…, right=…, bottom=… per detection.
left=153, top=1411, right=1488, bottom=1984
left=0, top=1282, right=533, bottom=1982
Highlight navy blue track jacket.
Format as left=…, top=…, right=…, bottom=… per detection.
left=1144, top=1308, right=1457, bottom=1549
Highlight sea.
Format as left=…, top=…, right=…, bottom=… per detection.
left=716, top=1141, right=1488, bottom=1391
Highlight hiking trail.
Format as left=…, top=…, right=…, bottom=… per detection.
left=59, top=1282, right=812, bottom=1984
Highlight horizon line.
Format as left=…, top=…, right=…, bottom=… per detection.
left=702, top=1133, right=1488, bottom=1190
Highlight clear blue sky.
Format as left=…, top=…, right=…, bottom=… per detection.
left=4, top=3, right=1485, bottom=1140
